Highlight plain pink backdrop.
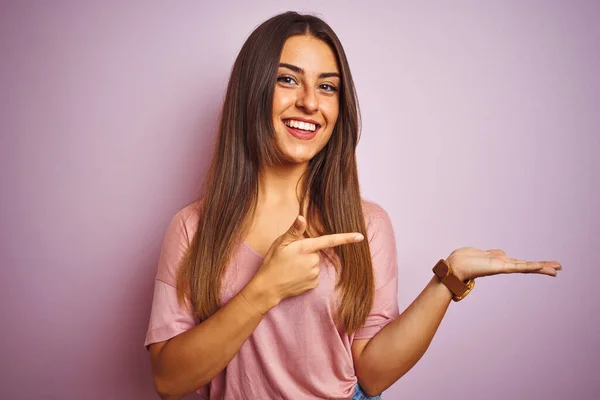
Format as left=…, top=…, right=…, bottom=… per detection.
left=1, top=1, right=598, bottom=399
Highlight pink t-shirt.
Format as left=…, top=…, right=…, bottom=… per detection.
left=145, top=199, right=399, bottom=399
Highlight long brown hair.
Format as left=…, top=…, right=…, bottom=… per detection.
left=177, top=11, right=374, bottom=333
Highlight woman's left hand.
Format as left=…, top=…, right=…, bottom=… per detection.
left=446, top=247, right=562, bottom=282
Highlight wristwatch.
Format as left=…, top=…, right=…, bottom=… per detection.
left=432, top=259, right=475, bottom=302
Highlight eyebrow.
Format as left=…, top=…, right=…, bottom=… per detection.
left=279, top=63, right=340, bottom=79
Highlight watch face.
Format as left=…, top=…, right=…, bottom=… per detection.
left=434, top=260, right=448, bottom=277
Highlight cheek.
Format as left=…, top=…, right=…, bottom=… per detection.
left=322, top=101, right=339, bottom=127
left=272, top=89, right=295, bottom=115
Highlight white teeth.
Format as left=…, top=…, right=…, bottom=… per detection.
left=284, top=119, right=317, bottom=132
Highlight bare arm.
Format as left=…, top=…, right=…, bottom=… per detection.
left=353, top=249, right=561, bottom=396
left=149, top=281, right=270, bottom=399
left=353, top=276, right=452, bottom=396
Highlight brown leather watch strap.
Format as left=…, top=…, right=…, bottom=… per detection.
left=432, top=259, right=475, bottom=301
left=441, top=273, right=471, bottom=297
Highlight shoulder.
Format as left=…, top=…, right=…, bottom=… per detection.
left=155, top=200, right=202, bottom=285
left=169, top=200, right=202, bottom=243
left=361, top=198, right=389, bottom=218
left=361, top=198, right=398, bottom=288
left=163, top=198, right=205, bottom=246
left=361, top=198, right=393, bottom=234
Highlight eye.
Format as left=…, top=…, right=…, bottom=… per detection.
left=319, top=83, right=338, bottom=93
left=277, top=75, right=298, bottom=86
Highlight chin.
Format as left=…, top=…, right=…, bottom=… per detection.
left=280, top=151, right=314, bottom=165
left=273, top=136, right=317, bottom=164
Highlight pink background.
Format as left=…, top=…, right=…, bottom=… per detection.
left=1, top=1, right=598, bottom=399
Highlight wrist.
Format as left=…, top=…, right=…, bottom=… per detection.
left=445, top=256, right=468, bottom=282
left=241, top=277, right=280, bottom=315
left=430, top=275, right=454, bottom=300
left=434, top=258, right=475, bottom=302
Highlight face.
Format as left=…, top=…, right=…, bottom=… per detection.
left=271, top=35, right=340, bottom=165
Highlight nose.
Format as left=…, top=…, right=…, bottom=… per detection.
left=296, top=85, right=318, bottom=114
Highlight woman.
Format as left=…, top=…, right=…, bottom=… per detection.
left=144, top=11, right=561, bottom=400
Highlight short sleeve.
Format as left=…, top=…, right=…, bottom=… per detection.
left=144, top=205, right=198, bottom=349
left=353, top=201, right=400, bottom=340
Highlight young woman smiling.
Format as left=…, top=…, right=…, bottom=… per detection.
left=144, top=11, right=561, bottom=400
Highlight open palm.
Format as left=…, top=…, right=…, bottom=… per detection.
left=447, top=247, right=562, bottom=282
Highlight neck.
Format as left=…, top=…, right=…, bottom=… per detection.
left=257, top=161, right=309, bottom=207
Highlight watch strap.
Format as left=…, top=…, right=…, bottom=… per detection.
left=432, top=259, right=475, bottom=302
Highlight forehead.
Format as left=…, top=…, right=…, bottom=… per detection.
left=279, top=35, right=339, bottom=74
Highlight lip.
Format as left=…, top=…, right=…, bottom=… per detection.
left=283, top=117, right=321, bottom=127
left=284, top=123, right=318, bottom=140
left=282, top=117, right=321, bottom=141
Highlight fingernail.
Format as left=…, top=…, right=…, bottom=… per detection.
left=354, top=234, right=364, bottom=242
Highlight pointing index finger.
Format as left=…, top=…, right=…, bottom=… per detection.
left=301, top=233, right=364, bottom=253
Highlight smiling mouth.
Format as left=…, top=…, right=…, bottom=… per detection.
left=283, top=119, right=321, bottom=133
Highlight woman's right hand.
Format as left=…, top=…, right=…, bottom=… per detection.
left=240, top=215, right=364, bottom=314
